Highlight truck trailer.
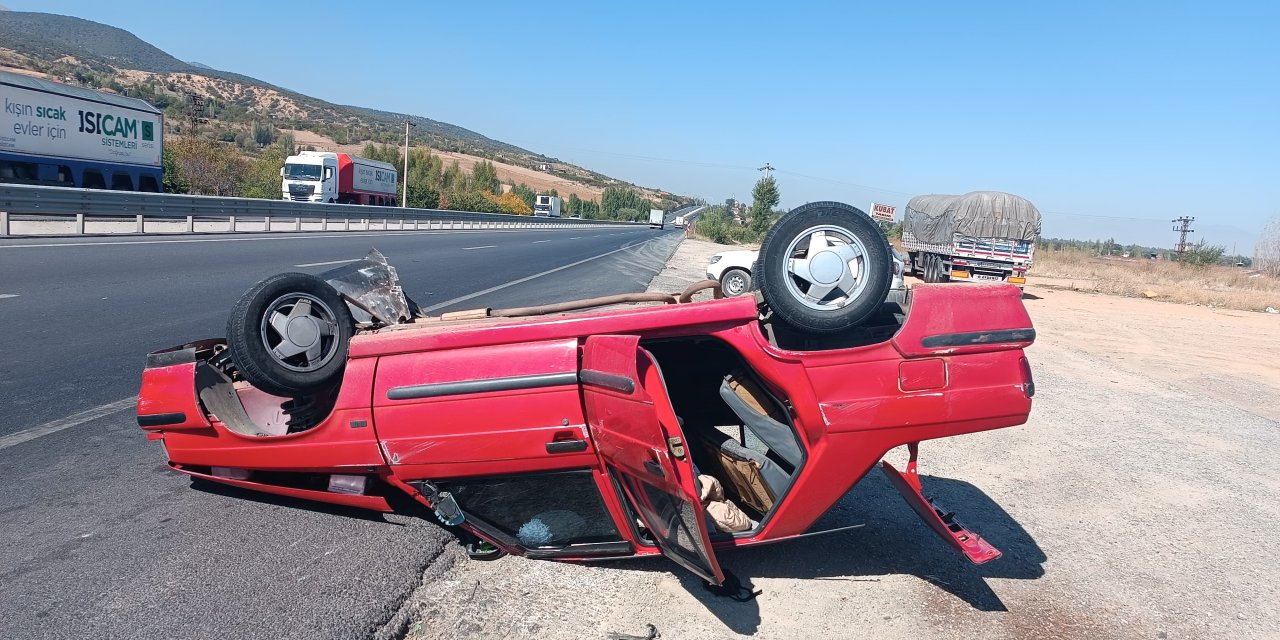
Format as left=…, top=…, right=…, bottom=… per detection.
left=281, top=151, right=398, bottom=205
left=533, top=195, right=561, bottom=217
left=902, top=191, right=1041, bottom=285
left=0, top=70, right=163, bottom=192
left=649, top=208, right=665, bottom=229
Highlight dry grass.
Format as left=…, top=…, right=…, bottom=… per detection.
left=1030, top=251, right=1280, bottom=312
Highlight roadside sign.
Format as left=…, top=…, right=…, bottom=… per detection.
left=871, top=202, right=896, bottom=222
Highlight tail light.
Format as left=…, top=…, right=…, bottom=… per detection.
left=1019, top=356, right=1035, bottom=398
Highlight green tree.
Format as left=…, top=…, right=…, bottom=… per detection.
left=252, top=121, right=275, bottom=147
left=168, top=137, right=245, bottom=196
left=406, top=183, right=441, bottom=209
left=471, top=160, right=500, bottom=195
left=511, top=183, right=537, bottom=209
left=566, top=193, right=582, bottom=216
left=1182, top=241, right=1226, bottom=266
left=442, top=190, right=500, bottom=213
left=241, top=144, right=289, bottom=199
left=441, top=161, right=465, bottom=193
left=601, top=186, right=653, bottom=221
left=749, top=176, right=780, bottom=236
left=162, top=147, right=190, bottom=194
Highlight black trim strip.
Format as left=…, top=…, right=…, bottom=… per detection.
left=524, top=541, right=635, bottom=559
left=580, top=369, right=635, bottom=394
left=137, top=412, right=187, bottom=428
left=921, top=328, right=1036, bottom=348
left=387, top=371, right=578, bottom=400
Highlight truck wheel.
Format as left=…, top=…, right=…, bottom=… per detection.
left=756, top=201, right=892, bottom=334
left=226, top=273, right=354, bottom=397
left=721, top=268, right=752, bottom=297
left=936, top=256, right=951, bottom=282
left=922, top=255, right=938, bottom=283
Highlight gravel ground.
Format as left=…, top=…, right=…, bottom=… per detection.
left=391, top=237, right=1279, bottom=640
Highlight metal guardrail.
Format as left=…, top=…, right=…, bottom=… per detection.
left=0, top=183, right=638, bottom=236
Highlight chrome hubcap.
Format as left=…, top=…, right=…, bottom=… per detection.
left=783, top=225, right=871, bottom=311
left=260, top=293, right=340, bottom=372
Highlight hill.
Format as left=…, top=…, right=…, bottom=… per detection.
left=0, top=10, right=673, bottom=203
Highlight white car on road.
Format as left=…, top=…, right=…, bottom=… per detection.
left=707, top=248, right=906, bottom=301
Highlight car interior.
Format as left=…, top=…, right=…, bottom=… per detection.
left=643, top=337, right=806, bottom=536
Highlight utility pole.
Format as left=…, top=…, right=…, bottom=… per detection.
left=757, top=163, right=775, bottom=179
left=184, top=92, right=208, bottom=137
left=402, top=118, right=416, bottom=208
left=1172, top=216, right=1195, bottom=260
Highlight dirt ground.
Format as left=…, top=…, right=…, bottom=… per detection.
left=395, top=238, right=1279, bottom=640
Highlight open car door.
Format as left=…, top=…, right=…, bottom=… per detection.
left=581, top=335, right=726, bottom=585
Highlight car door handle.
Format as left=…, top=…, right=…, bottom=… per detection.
left=545, top=439, right=588, bottom=454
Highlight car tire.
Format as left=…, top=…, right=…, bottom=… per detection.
left=923, top=254, right=938, bottom=283
left=756, top=201, right=892, bottom=334
left=226, top=272, right=354, bottom=397
left=720, top=268, right=753, bottom=297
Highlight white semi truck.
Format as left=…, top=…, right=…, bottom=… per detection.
left=281, top=151, right=398, bottom=205
left=533, top=195, right=562, bottom=217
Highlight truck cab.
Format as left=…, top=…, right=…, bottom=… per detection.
left=281, top=151, right=339, bottom=203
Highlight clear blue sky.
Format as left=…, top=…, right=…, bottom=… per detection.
left=10, top=1, right=1278, bottom=253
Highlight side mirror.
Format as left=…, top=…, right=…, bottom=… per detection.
left=279, top=167, right=284, bottom=177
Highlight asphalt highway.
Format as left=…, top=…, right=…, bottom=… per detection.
left=0, top=216, right=687, bottom=640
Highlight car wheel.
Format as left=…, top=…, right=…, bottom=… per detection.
left=226, top=272, right=354, bottom=397
left=923, top=254, right=937, bottom=283
left=720, top=268, right=752, bottom=297
left=756, top=201, right=892, bottom=334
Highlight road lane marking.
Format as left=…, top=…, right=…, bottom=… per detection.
left=0, top=294, right=18, bottom=299
left=461, top=245, right=496, bottom=250
left=294, top=258, right=360, bottom=267
left=422, top=238, right=651, bottom=313
left=0, top=397, right=135, bottom=451
left=532, top=240, right=550, bottom=244
left=569, top=237, right=582, bottom=240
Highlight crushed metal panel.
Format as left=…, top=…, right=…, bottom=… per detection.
left=319, top=248, right=412, bottom=326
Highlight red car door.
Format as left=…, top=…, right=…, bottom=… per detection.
left=581, top=334, right=726, bottom=585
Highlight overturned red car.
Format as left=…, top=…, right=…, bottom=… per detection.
left=137, top=202, right=1035, bottom=587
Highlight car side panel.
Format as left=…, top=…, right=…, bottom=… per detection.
left=373, top=339, right=595, bottom=480
left=158, top=357, right=385, bottom=471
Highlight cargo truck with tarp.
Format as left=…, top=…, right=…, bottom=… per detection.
left=902, top=191, right=1041, bottom=285
left=0, top=70, right=163, bottom=192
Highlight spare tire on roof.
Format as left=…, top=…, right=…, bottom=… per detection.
left=754, top=201, right=893, bottom=334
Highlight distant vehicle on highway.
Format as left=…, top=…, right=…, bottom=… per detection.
left=0, top=70, right=163, bottom=192
left=533, top=194, right=561, bottom=217
left=649, top=208, right=665, bottom=229
left=281, top=151, right=398, bottom=205
left=902, top=191, right=1041, bottom=285
left=707, top=246, right=906, bottom=301
left=673, top=215, right=687, bottom=228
